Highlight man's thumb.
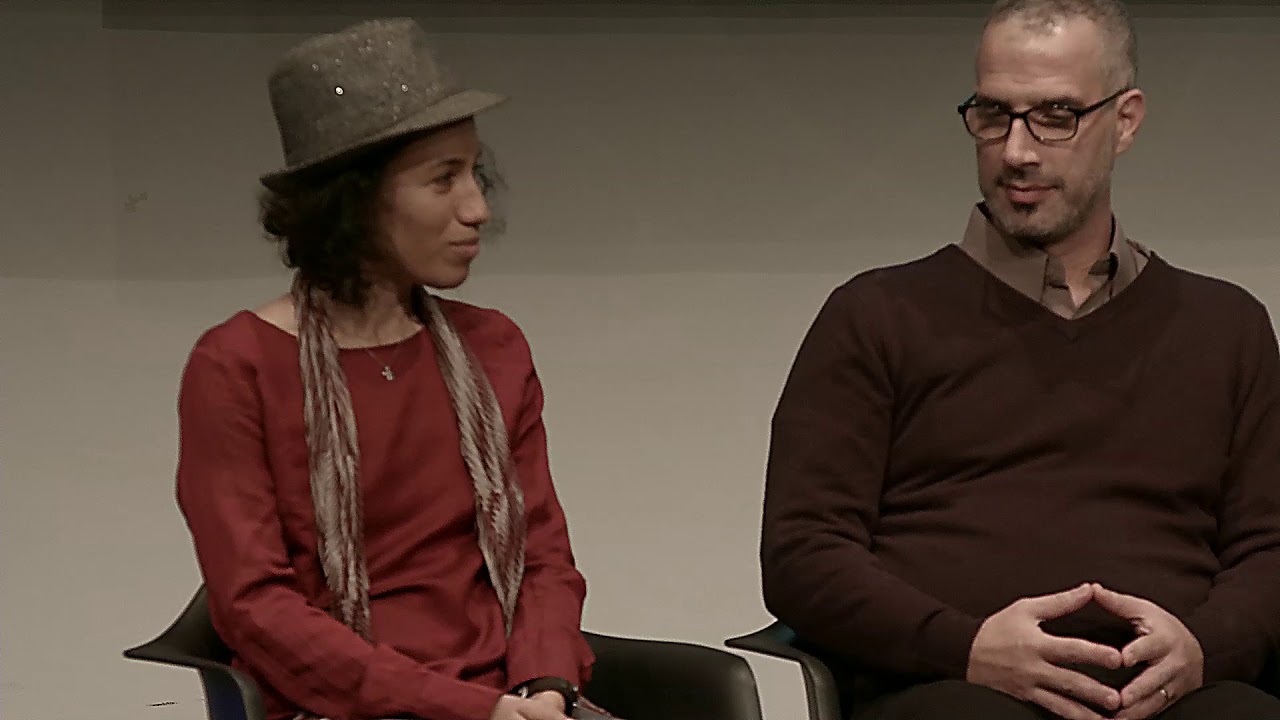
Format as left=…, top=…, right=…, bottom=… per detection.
left=1024, top=582, right=1094, bottom=620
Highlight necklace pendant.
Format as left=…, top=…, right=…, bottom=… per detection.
left=381, top=366, right=395, bottom=381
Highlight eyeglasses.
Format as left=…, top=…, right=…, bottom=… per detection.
left=957, top=88, right=1129, bottom=142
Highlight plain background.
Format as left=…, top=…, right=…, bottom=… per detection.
left=3, top=1, right=1278, bottom=719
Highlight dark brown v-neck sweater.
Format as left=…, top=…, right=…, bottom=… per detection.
left=761, top=245, right=1280, bottom=686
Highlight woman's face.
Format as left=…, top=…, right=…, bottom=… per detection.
left=370, top=119, right=492, bottom=290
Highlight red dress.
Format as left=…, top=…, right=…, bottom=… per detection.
left=175, top=302, right=594, bottom=720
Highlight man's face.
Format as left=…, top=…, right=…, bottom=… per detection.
left=972, top=16, right=1141, bottom=246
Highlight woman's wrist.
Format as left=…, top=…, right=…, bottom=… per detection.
left=511, top=677, right=578, bottom=716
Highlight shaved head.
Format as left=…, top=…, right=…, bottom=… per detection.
left=985, top=0, right=1138, bottom=89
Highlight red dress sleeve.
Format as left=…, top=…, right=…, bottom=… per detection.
left=175, top=332, right=504, bottom=720
left=498, top=324, right=595, bottom=688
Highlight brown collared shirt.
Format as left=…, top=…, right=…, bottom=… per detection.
left=957, top=203, right=1150, bottom=319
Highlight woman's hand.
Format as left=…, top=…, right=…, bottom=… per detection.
left=530, top=691, right=567, bottom=714
left=490, top=695, right=567, bottom=720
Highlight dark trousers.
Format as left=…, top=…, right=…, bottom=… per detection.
left=849, top=680, right=1280, bottom=720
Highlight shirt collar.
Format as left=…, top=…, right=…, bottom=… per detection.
left=958, top=202, right=1138, bottom=300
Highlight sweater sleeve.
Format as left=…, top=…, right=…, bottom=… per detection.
left=175, top=336, right=503, bottom=720
left=500, top=323, right=594, bottom=689
left=1184, top=299, right=1280, bottom=683
left=761, top=278, right=984, bottom=679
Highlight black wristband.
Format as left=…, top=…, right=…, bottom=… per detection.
left=514, top=676, right=578, bottom=716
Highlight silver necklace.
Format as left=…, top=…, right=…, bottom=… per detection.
left=361, top=342, right=405, bottom=381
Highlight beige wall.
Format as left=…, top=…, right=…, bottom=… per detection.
left=3, top=2, right=1279, bottom=720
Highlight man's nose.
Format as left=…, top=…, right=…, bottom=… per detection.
left=1001, top=116, right=1042, bottom=167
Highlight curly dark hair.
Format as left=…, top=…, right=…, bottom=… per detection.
left=259, top=132, right=507, bottom=308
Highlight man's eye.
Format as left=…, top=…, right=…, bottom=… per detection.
left=972, top=105, right=1009, bottom=122
left=1033, top=107, right=1078, bottom=127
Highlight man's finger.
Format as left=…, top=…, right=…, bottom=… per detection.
left=1091, top=584, right=1154, bottom=620
left=1119, top=660, right=1180, bottom=709
left=1120, top=631, right=1169, bottom=668
left=1115, top=676, right=1176, bottom=720
left=1041, top=635, right=1123, bottom=669
left=1023, top=583, right=1095, bottom=621
left=1039, top=664, right=1122, bottom=712
left=1114, top=691, right=1167, bottom=720
left=1027, top=688, right=1107, bottom=720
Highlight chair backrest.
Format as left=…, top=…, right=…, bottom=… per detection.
left=127, top=586, right=765, bottom=720
left=726, top=622, right=843, bottom=720
left=125, top=586, right=233, bottom=665
left=124, top=586, right=266, bottom=720
left=585, top=632, right=765, bottom=720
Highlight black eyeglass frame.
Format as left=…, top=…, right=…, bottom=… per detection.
left=956, top=87, right=1130, bottom=142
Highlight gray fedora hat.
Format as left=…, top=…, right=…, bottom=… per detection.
left=260, top=17, right=505, bottom=190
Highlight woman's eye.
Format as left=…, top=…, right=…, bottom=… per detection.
left=473, top=165, right=494, bottom=194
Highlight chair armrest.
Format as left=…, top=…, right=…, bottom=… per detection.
left=726, top=623, right=841, bottom=720
left=124, top=641, right=266, bottom=720
left=584, top=631, right=763, bottom=720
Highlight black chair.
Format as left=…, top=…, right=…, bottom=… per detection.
left=124, top=586, right=764, bottom=720
left=729, top=620, right=1280, bottom=720
left=726, top=623, right=841, bottom=720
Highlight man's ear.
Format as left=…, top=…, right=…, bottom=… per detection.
left=1115, top=88, right=1146, bottom=155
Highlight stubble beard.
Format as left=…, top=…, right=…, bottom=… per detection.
left=982, top=170, right=1108, bottom=249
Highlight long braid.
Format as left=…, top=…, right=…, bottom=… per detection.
left=422, top=290, right=527, bottom=629
left=294, top=277, right=372, bottom=639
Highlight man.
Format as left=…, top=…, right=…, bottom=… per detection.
left=759, top=2, right=1280, bottom=719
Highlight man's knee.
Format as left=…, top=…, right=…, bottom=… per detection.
left=1165, top=681, right=1280, bottom=720
left=851, top=680, right=1046, bottom=720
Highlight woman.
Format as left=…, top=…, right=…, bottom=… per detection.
left=175, top=18, right=598, bottom=720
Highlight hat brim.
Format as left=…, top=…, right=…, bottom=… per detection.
left=259, top=88, right=506, bottom=191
